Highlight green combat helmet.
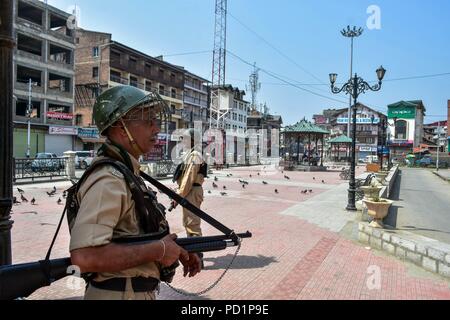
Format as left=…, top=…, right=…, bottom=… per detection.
left=93, top=85, right=169, bottom=135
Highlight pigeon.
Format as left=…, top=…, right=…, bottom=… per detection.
left=212, top=182, right=218, bottom=188
left=281, top=170, right=284, bottom=174
left=31, top=197, right=36, bottom=205
left=46, top=191, right=54, bottom=197
left=242, top=184, right=245, bottom=189
left=257, top=172, right=260, bottom=176
left=214, top=176, right=218, bottom=182
left=242, top=180, right=249, bottom=185
left=17, top=187, right=25, bottom=194
left=322, top=180, right=325, bottom=184
left=284, top=175, right=290, bottom=180
left=52, top=186, right=57, bottom=193
left=275, top=189, right=279, bottom=194
left=13, top=196, right=20, bottom=205
left=223, top=186, right=227, bottom=190
left=62, top=191, right=67, bottom=198
left=313, top=177, right=316, bottom=180
left=57, top=198, right=62, bottom=205
left=249, top=174, right=252, bottom=178
left=207, top=190, right=211, bottom=194
left=20, top=194, right=28, bottom=202
left=262, top=181, right=268, bottom=185
left=220, top=192, right=227, bottom=196
left=309, top=189, right=313, bottom=193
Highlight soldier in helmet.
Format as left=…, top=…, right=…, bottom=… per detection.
left=171, top=128, right=207, bottom=267
left=69, top=85, right=201, bottom=300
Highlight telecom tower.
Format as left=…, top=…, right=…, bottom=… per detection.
left=209, top=0, right=228, bottom=129
left=247, top=63, right=261, bottom=112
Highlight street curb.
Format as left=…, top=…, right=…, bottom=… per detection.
left=358, top=222, right=450, bottom=279
left=432, top=171, right=450, bottom=182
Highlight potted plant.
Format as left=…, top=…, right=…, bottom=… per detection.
left=363, top=194, right=393, bottom=228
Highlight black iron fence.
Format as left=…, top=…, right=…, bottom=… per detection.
left=13, top=157, right=67, bottom=182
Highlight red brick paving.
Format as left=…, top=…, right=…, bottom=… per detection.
left=7, top=165, right=450, bottom=300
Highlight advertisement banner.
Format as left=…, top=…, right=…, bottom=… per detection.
left=47, top=112, right=73, bottom=120
left=388, top=106, right=416, bottom=119
left=49, top=126, right=78, bottom=135
left=337, top=117, right=380, bottom=124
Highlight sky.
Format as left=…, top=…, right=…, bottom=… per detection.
left=45, top=0, right=450, bottom=125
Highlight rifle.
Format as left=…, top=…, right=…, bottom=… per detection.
left=0, top=170, right=252, bottom=300
left=0, top=232, right=251, bottom=300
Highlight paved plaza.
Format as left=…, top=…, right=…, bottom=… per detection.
left=9, top=165, right=450, bottom=300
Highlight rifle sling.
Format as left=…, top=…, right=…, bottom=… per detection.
left=139, top=170, right=236, bottom=239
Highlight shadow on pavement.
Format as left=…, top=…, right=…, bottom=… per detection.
left=383, top=170, right=402, bottom=228
left=203, top=254, right=277, bottom=270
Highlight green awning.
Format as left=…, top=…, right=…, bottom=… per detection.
left=283, top=119, right=329, bottom=134
left=328, top=135, right=352, bottom=144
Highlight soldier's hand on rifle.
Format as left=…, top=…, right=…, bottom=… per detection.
left=157, top=233, right=188, bottom=267
left=180, top=252, right=202, bottom=277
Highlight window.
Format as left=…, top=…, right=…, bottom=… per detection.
left=110, top=70, right=121, bottom=83
left=145, top=80, right=152, bottom=92
left=159, top=68, right=165, bottom=79
left=75, top=114, right=83, bottom=126
left=16, top=99, right=40, bottom=118
left=76, top=38, right=80, bottom=44
left=129, top=57, right=137, bottom=69
left=395, top=120, right=407, bottom=139
left=111, top=51, right=121, bottom=63
left=130, top=76, right=138, bottom=87
left=145, top=63, right=152, bottom=74
left=92, top=67, right=98, bottom=78
left=92, top=46, right=99, bottom=57
left=170, top=73, right=175, bottom=82
left=171, top=88, right=176, bottom=98
left=159, top=85, right=165, bottom=95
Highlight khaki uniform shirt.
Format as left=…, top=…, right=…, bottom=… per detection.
left=69, top=153, right=160, bottom=281
left=176, top=149, right=205, bottom=197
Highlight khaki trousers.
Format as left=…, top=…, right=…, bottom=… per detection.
left=183, top=186, right=203, bottom=237
left=84, top=278, right=156, bottom=300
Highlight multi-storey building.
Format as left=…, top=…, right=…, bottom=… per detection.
left=247, top=109, right=282, bottom=158
left=315, top=103, right=387, bottom=161
left=74, top=29, right=185, bottom=159
left=387, top=100, right=426, bottom=157
left=13, top=0, right=76, bottom=157
left=214, top=85, right=249, bottom=132
left=182, top=71, right=209, bottom=131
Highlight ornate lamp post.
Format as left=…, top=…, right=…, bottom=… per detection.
left=341, top=26, right=363, bottom=138
left=329, top=66, right=386, bottom=211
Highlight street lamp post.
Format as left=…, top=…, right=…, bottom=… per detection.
left=329, top=66, right=386, bottom=211
left=341, top=26, right=363, bottom=138
left=26, top=79, right=38, bottom=158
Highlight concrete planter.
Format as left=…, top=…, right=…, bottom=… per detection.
left=360, top=186, right=383, bottom=200
left=363, top=198, right=393, bottom=228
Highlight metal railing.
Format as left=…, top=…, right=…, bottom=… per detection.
left=154, top=160, right=176, bottom=177
left=13, top=157, right=67, bottom=182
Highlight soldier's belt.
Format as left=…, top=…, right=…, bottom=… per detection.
left=89, top=277, right=159, bottom=292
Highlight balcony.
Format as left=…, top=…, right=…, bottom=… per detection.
left=110, top=73, right=130, bottom=85
left=184, top=95, right=208, bottom=108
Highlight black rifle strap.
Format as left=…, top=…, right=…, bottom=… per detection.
left=45, top=205, right=67, bottom=261
left=139, top=171, right=235, bottom=238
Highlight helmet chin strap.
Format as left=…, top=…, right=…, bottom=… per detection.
left=120, top=119, right=145, bottom=155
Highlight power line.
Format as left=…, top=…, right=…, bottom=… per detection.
left=228, top=11, right=329, bottom=86
left=226, top=49, right=348, bottom=104
left=162, top=50, right=212, bottom=57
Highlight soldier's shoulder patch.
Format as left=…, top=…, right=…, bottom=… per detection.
left=109, top=167, right=124, bottom=179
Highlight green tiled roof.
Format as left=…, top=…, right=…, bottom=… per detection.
left=328, top=135, right=352, bottom=144
left=284, top=119, right=329, bottom=134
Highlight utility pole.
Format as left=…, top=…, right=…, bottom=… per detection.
left=209, top=0, right=228, bottom=130
left=26, top=79, right=33, bottom=158
left=436, top=121, right=440, bottom=172
left=247, top=63, right=261, bottom=111
left=0, top=0, right=15, bottom=266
